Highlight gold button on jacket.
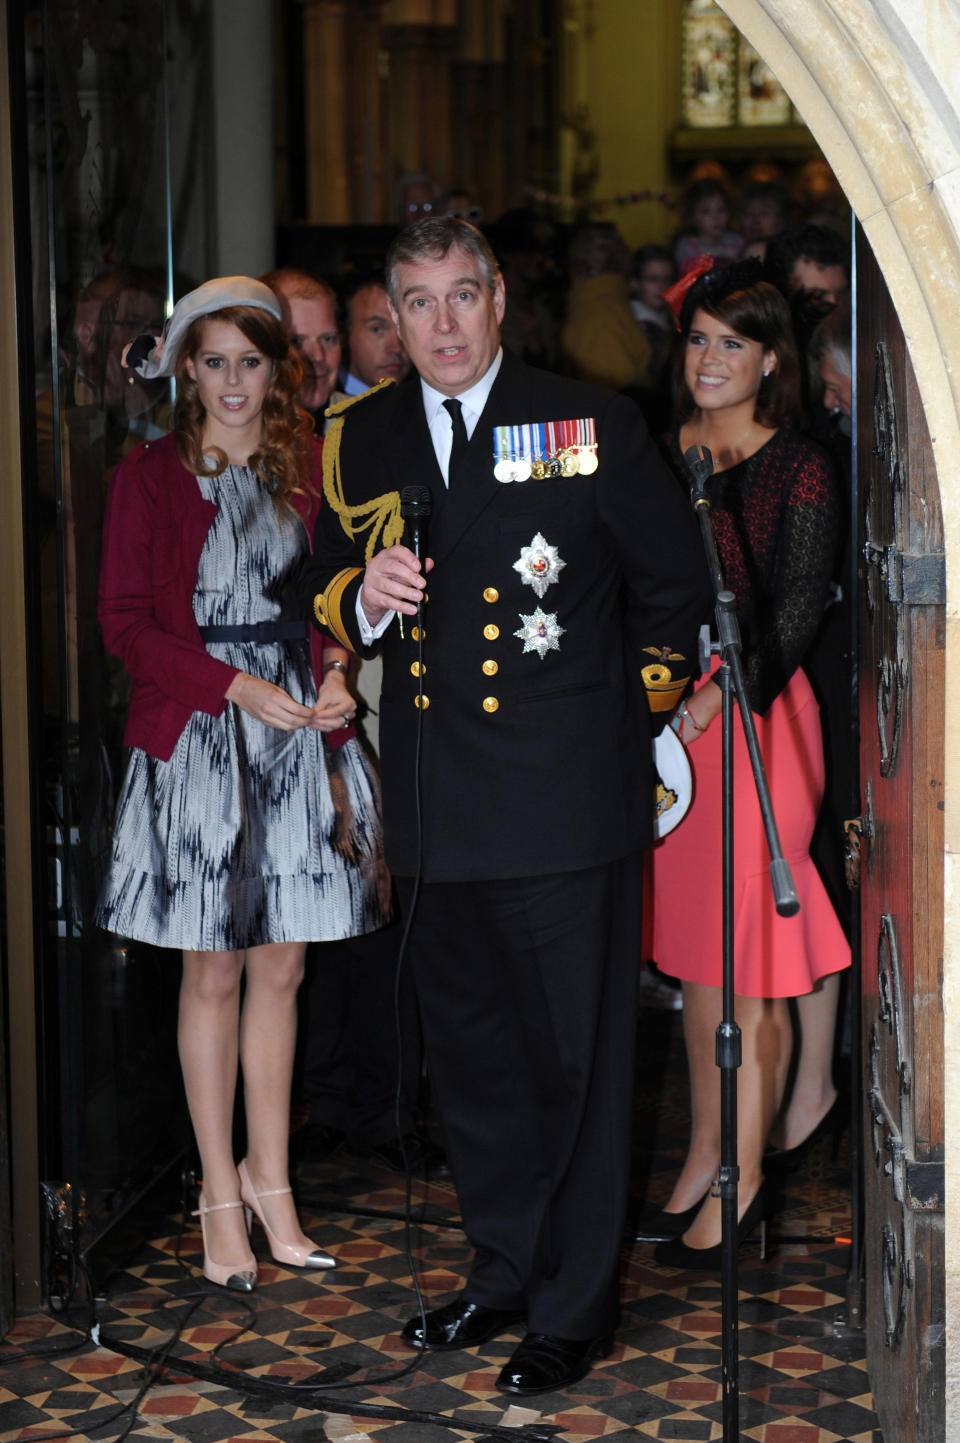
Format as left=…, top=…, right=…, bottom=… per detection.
left=482, top=696, right=500, bottom=713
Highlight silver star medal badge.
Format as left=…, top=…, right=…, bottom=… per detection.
left=512, top=532, right=566, bottom=599
left=514, top=607, right=566, bottom=658
left=513, top=532, right=566, bottom=657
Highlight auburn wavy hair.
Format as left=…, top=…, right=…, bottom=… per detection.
left=674, top=279, right=801, bottom=430
left=173, top=305, right=315, bottom=512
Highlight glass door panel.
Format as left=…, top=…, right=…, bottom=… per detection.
left=20, top=0, right=213, bottom=1283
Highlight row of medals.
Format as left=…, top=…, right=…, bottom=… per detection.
left=493, top=445, right=598, bottom=483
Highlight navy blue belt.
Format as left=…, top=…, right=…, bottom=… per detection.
left=199, top=621, right=307, bottom=643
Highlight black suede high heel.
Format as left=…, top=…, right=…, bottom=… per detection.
left=653, top=1181, right=776, bottom=1271
left=634, top=1191, right=710, bottom=1243
left=763, top=1093, right=846, bottom=1173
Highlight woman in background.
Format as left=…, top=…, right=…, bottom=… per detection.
left=648, top=260, right=849, bottom=1267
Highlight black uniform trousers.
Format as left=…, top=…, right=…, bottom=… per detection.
left=397, top=849, right=642, bottom=1340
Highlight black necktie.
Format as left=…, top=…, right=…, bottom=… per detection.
left=443, top=397, right=469, bottom=487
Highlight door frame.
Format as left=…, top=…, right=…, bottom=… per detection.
left=718, top=0, right=959, bottom=1420
left=1, top=0, right=44, bottom=1310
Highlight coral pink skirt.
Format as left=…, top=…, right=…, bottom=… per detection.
left=649, top=665, right=850, bottom=997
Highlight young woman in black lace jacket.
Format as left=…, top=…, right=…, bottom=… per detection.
left=647, top=263, right=850, bottom=1267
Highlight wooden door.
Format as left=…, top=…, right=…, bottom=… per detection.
left=856, top=230, right=945, bottom=1442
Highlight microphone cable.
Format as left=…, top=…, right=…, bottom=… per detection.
left=386, top=486, right=433, bottom=1366
left=269, top=484, right=437, bottom=1391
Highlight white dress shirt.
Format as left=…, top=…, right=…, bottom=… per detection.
left=420, top=349, right=503, bottom=485
left=356, top=350, right=504, bottom=641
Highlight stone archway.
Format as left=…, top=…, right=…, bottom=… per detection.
left=718, top=0, right=960, bottom=1423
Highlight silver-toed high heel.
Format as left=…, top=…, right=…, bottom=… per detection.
left=238, top=1158, right=336, bottom=1270
left=193, top=1194, right=258, bottom=1292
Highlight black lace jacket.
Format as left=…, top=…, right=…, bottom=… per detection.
left=668, top=428, right=840, bottom=714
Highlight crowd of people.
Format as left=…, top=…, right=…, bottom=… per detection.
left=79, top=164, right=855, bottom=1397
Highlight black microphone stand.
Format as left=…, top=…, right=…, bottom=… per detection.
left=683, top=446, right=800, bottom=1443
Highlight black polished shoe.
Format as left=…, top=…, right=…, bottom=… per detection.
left=496, top=1331, right=613, bottom=1396
left=401, top=1297, right=525, bottom=1351
left=653, top=1181, right=775, bottom=1271
left=763, top=1093, right=846, bottom=1173
left=634, top=1192, right=709, bottom=1243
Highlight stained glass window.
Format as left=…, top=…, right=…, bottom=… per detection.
left=682, top=0, right=736, bottom=128
left=682, top=0, right=795, bottom=128
left=738, top=37, right=793, bottom=126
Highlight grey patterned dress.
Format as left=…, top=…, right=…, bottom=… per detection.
left=96, top=464, right=388, bottom=951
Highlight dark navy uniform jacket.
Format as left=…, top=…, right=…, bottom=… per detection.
left=306, top=349, right=709, bottom=882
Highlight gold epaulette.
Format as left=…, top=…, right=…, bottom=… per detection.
left=641, top=645, right=690, bottom=712
left=322, top=380, right=405, bottom=561
left=324, top=377, right=394, bottom=419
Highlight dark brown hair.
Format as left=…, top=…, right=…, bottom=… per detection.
left=174, top=305, right=315, bottom=511
left=674, top=278, right=801, bottom=429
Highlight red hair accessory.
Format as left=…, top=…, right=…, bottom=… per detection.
left=662, top=254, right=714, bottom=330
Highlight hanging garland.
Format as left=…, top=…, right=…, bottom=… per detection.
left=523, top=183, right=679, bottom=213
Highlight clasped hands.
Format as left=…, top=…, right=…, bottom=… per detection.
left=227, top=545, right=432, bottom=728
left=226, top=667, right=355, bottom=733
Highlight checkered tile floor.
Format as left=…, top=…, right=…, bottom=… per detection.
left=0, top=1001, right=880, bottom=1442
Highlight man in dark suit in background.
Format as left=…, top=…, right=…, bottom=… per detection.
left=260, top=267, right=345, bottom=427
left=340, top=273, right=411, bottom=396
left=306, top=218, right=707, bottom=1396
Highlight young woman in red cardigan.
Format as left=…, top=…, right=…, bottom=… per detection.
left=96, top=277, right=388, bottom=1291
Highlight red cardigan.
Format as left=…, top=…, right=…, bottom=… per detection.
left=98, top=431, right=353, bottom=761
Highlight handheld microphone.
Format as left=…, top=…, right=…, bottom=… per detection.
left=400, top=484, right=432, bottom=564
left=683, top=444, right=715, bottom=501
left=400, top=485, right=432, bottom=621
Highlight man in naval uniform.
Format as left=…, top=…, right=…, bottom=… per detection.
left=305, top=217, right=708, bottom=1395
